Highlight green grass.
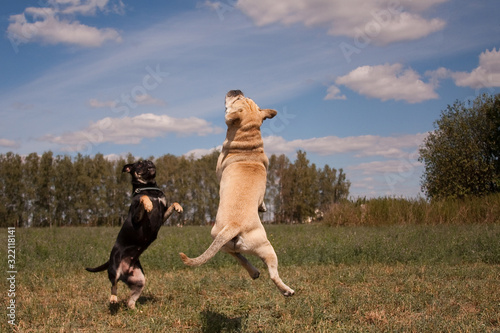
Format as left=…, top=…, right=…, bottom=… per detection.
left=1, top=224, right=499, bottom=332
left=323, top=194, right=500, bottom=226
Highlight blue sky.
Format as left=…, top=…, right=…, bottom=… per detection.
left=1, top=0, right=499, bottom=198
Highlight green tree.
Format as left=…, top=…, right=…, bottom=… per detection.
left=0, top=153, right=25, bottom=227
left=278, top=151, right=319, bottom=223
left=112, top=156, right=133, bottom=226
left=419, top=93, right=500, bottom=199
left=268, top=152, right=350, bottom=223
left=187, top=151, right=219, bottom=224
left=73, top=154, right=94, bottom=224
left=485, top=94, right=500, bottom=177
left=87, top=154, right=110, bottom=226
left=267, top=153, right=290, bottom=223
left=33, top=151, right=54, bottom=226
left=155, top=153, right=183, bottom=225
left=53, top=155, right=77, bottom=226
left=0, top=150, right=351, bottom=227
left=333, top=168, right=350, bottom=203
left=318, top=165, right=350, bottom=208
left=23, top=153, right=40, bottom=226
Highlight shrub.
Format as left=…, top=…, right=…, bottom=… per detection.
left=322, top=194, right=500, bottom=226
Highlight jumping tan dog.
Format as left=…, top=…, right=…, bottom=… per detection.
left=179, top=90, right=295, bottom=296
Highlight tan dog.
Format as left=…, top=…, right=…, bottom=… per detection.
left=179, top=90, right=294, bottom=296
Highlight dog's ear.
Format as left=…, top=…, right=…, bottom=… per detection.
left=260, top=108, right=277, bottom=120
left=122, top=164, right=134, bottom=173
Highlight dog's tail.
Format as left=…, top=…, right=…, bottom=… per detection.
left=179, top=226, right=239, bottom=266
left=85, top=261, right=109, bottom=273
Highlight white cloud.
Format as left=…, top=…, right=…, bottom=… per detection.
left=347, top=159, right=424, bottom=198
left=333, top=63, right=438, bottom=103
left=134, top=94, right=166, bottom=106
left=7, top=1, right=122, bottom=48
left=324, top=85, right=346, bottom=100
left=89, top=94, right=165, bottom=109
left=51, top=0, right=123, bottom=16
left=262, top=133, right=426, bottom=198
left=0, top=139, right=20, bottom=149
left=348, top=159, right=422, bottom=175
left=237, top=0, right=447, bottom=45
left=103, top=152, right=138, bottom=162
left=88, top=99, right=117, bottom=108
left=425, top=67, right=450, bottom=87
left=40, top=113, right=224, bottom=151
left=262, top=136, right=297, bottom=155
left=425, top=48, right=500, bottom=90
left=449, top=48, right=500, bottom=89
left=264, top=133, right=427, bottom=157
left=184, top=146, right=221, bottom=159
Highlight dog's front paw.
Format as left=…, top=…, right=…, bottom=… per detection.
left=140, top=195, right=153, bottom=212
left=110, top=295, right=118, bottom=303
left=173, top=202, right=183, bottom=213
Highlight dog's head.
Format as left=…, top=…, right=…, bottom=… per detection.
left=224, top=90, right=277, bottom=127
left=122, top=160, right=156, bottom=184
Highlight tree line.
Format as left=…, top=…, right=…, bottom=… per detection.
left=419, top=93, right=500, bottom=199
left=0, top=150, right=350, bottom=227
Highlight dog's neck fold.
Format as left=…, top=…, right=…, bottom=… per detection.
left=218, top=120, right=269, bottom=182
left=222, top=123, right=265, bottom=154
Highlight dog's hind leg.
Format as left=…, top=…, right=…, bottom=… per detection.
left=229, top=253, right=260, bottom=279
left=125, top=261, right=145, bottom=309
left=255, top=241, right=295, bottom=296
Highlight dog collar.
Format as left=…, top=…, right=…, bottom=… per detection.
left=133, top=187, right=164, bottom=196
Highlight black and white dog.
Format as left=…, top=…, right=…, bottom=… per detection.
left=86, top=160, right=182, bottom=309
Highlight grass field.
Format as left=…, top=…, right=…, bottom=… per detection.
left=1, top=224, right=499, bottom=332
